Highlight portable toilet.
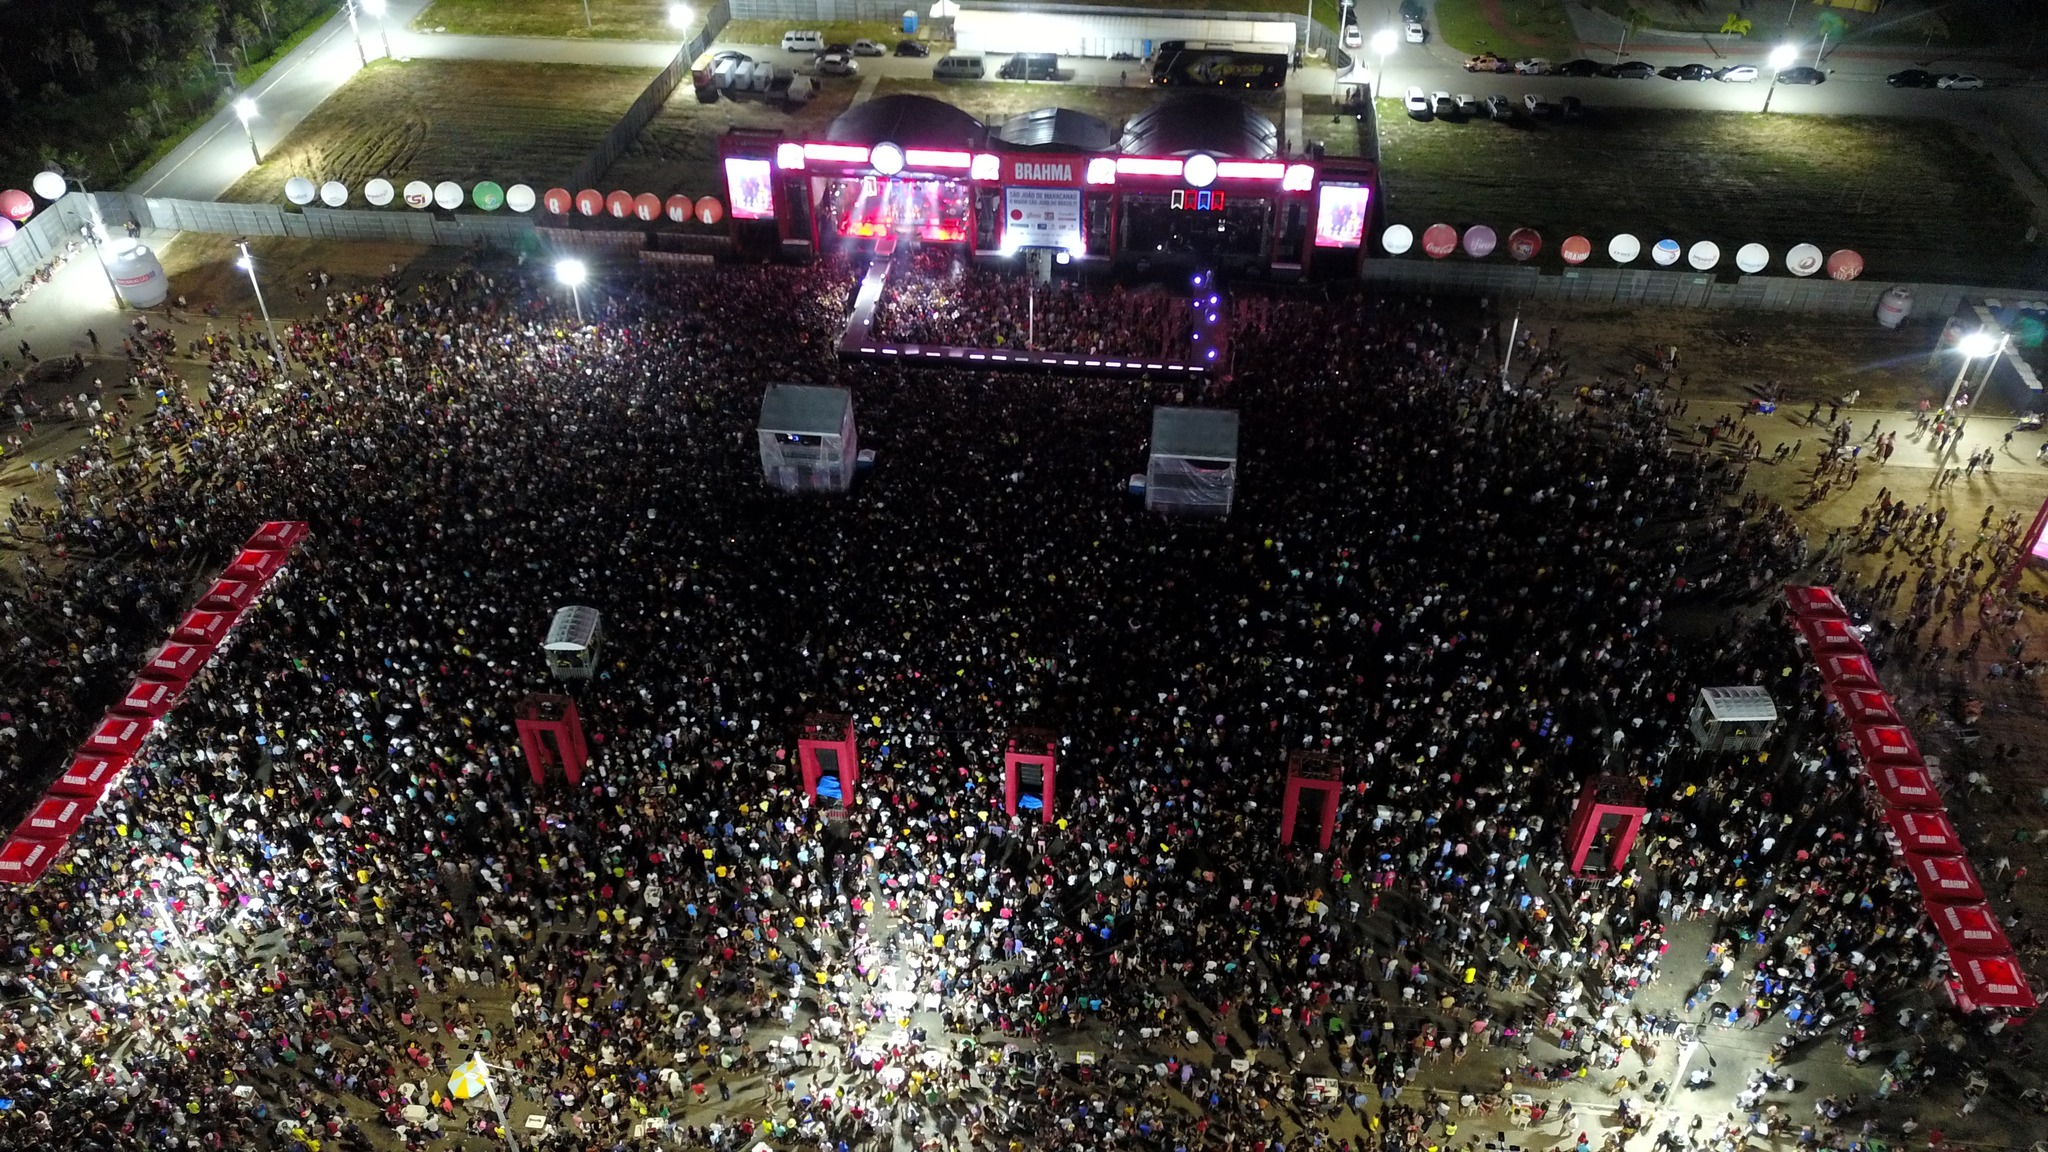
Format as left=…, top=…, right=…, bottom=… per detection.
left=544, top=606, right=603, bottom=680
left=902, top=8, right=918, bottom=33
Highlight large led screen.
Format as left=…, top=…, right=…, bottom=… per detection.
left=724, top=157, right=775, bottom=220
left=1313, top=184, right=1371, bottom=249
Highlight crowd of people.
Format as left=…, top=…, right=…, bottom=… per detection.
left=871, top=252, right=1200, bottom=357
left=0, top=249, right=2037, bottom=1152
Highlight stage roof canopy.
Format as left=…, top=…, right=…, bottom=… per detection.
left=1119, top=94, right=1280, bottom=160
left=828, top=94, right=985, bottom=153
left=992, top=107, right=1115, bottom=153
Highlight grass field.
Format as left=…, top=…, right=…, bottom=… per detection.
left=1301, top=96, right=1374, bottom=158
left=223, top=60, right=655, bottom=204
left=413, top=0, right=693, bottom=39
left=1373, top=104, right=2036, bottom=284
left=1434, top=0, right=1579, bottom=59
left=600, top=80, right=859, bottom=200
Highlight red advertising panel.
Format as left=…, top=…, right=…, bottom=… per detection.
left=1837, top=688, right=1901, bottom=728
left=1798, top=615, right=1865, bottom=655
left=1783, top=584, right=1849, bottom=620
left=1886, top=808, right=1964, bottom=855
left=1932, top=902, right=2011, bottom=955
left=244, top=521, right=309, bottom=551
left=84, top=713, right=153, bottom=757
left=52, top=753, right=128, bottom=800
left=1868, top=762, right=1941, bottom=810
left=1951, top=954, right=2035, bottom=1014
left=175, top=609, right=236, bottom=648
left=144, top=642, right=211, bottom=683
left=224, top=548, right=286, bottom=582
left=0, top=837, right=62, bottom=885
left=1816, top=653, right=1880, bottom=689
left=198, top=576, right=260, bottom=613
left=1907, top=852, right=1984, bottom=904
left=118, top=678, right=183, bottom=719
left=19, top=795, right=91, bottom=838
left=1853, top=723, right=1924, bottom=768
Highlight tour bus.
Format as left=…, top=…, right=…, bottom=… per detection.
left=1149, top=41, right=1289, bottom=89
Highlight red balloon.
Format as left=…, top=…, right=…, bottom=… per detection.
left=0, top=189, right=32, bottom=222
left=605, top=191, right=634, bottom=218
left=1826, top=249, right=1864, bottom=281
left=1421, top=223, right=1458, bottom=259
left=1507, top=227, right=1542, bottom=262
left=543, top=187, right=573, bottom=215
left=665, top=194, right=692, bottom=223
left=633, top=192, right=662, bottom=222
left=575, top=189, right=604, bottom=217
left=1560, top=235, right=1592, bottom=265
left=694, top=197, right=724, bottom=225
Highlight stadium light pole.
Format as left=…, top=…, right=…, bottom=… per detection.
left=1371, top=29, right=1398, bottom=99
left=556, top=258, right=588, bottom=323
left=235, top=238, right=290, bottom=379
left=234, top=97, right=262, bottom=164
left=363, top=0, right=392, bottom=57
left=1762, top=44, right=1798, bottom=113
left=1930, top=329, right=2002, bottom=485
left=35, top=170, right=124, bottom=308
left=580, top=0, right=592, bottom=31
left=343, top=0, right=369, bottom=66
left=668, top=3, right=694, bottom=31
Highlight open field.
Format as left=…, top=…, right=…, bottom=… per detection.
left=224, top=60, right=656, bottom=204
left=1434, top=0, right=1579, bottom=58
left=413, top=0, right=693, bottom=39
left=1301, top=96, right=1374, bottom=158
left=159, top=234, right=433, bottom=312
left=1373, top=103, right=2040, bottom=285
left=874, top=79, right=1282, bottom=136
left=601, top=80, right=859, bottom=199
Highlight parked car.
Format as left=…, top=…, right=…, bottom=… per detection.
left=1659, top=62, right=1714, bottom=80
left=1607, top=60, right=1655, bottom=79
left=998, top=52, right=1059, bottom=80
left=1776, top=65, right=1826, bottom=84
left=1453, top=92, right=1481, bottom=116
left=1558, top=95, right=1583, bottom=119
left=1513, top=57, right=1549, bottom=75
left=780, top=30, right=824, bottom=53
left=1404, top=86, right=1432, bottom=119
left=1555, top=58, right=1605, bottom=77
left=1886, top=68, right=1934, bottom=87
left=933, top=54, right=984, bottom=79
left=822, top=42, right=853, bottom=56
left=1485, top=93, right=1513, bottom=120
left=1343, top=20, right=1362, bottom=49
left=1522, top=93, right=1552, bottom=117
left=894, top=39, right=931, bottom=57
left=851, top=39, right=886, bottom=56
left=1429, top=90, right=1455, bottom=117
left=1937, top=72, right=1984, bottom=89
left=1463, top=53, right=1510, bottom=73
left=1404, top=19, right=1426, bottom=43
left=1714, top=65, right=1758, bottom=82
left=817, top=49, right=857, bottom=75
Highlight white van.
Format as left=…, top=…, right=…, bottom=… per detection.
left=933, top=54, right=984, bottom=80
left=781, top=30, right=824, bottom=53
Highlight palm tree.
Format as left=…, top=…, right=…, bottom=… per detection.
left=65, top=29, right=98, bottom=78
left=1720, top=14, right=1754, bottom=37
left=96, top=3, right=138, bottom=64
left=33, top=35, right=64, bottom=78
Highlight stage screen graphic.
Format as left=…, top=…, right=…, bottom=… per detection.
left=1005, top=186, right=1083, bottom=247
left=725, top=158, right=775, bottom=220
left=1313, top=184, right=1371, bottom=248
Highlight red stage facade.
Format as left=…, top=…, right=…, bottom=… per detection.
left=717, top=94, right=1376, bottom=279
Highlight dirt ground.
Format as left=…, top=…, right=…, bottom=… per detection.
left=1374, top=104, right=2045, bottom=286
left=412, top=0, right=684, bottom=40
left=601, top=81, right=859, bottom=201
left=223, top=59, right=657, bottom=205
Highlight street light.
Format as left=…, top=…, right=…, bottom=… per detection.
left=234, top=237, right=290, bottom=379
left=363, top=0, right=392, bottom=57
left=1762, top=44, right=1798, bottom=113
left=234, top=97, right=262, bottom=164
left=34, top=168, right=124, bottom=308
left=343, top=0, right=369, bottom=67
left=1929, top=329, right=2007, bottom=483
left=1370, top=28, right=1398, bottom=99
left=555, top=258, right=588, bottom=323
left=668, top=3, right=694, bottom=30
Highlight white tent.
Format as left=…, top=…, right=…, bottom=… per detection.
left=1145, top=407, right=1239, bottom=516
left=759, top=384, right=858, bottom=494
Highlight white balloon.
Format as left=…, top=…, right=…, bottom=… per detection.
left=1607, top=234, right=1640, bottom=264
left=1735, top=243, right=1769, bottom=274
left=319, top=180, right=349, bottom=207
left=433, top=180, right=463, bottom=210
left=1381, top=224, right=1414, bottom=255
left=364, top=178, right=395, bottom=207
left=31, top=171, right=67, bottom=201
left=402, top=180, right=433, bottom=209
left=1686, top=241, right=1720, bottom=271
left=505, top=184, right=536, bottom=213
left=1785, top=243, right=1824, bottom=277
left=284, top=177, right=317, bottom=206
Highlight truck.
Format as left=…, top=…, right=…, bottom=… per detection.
left=1149, top=41, right=1288, bottom=89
